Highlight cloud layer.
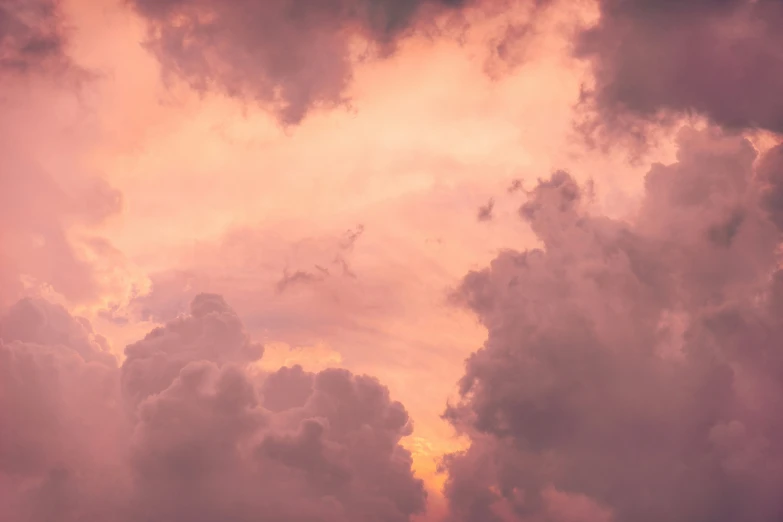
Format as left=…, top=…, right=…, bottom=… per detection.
left=442, top=127, right=783, bottom=522
left=0, top=294, right=426, bottom=522
left=126, top=0, right=783, bottom=135
left=576, top=0, right=783, bottom=139
left=3, top=1, right=783, bottom=521
left=128, top=0, right=480, bottom=125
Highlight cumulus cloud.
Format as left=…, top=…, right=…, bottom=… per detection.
left=121, top=293, right=264, bottom=408
left=0, top=293, right=425, bottom=522
left=575, top=0, right=783, bottom=140
left=0, top=298, right=126, bottom=522
left=0, top=297, right=116, bottom=364
left=758, top=142, right=783, bottom=230
left=441, top=127, right=783, bottom=522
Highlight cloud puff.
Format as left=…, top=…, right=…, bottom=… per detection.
left=575, top=0, right=783, bottom=138
left=442, top=127, right=783, bottom=522
left=0, top=297, right=116, bottom=364
left=121, top=293, right=264, bottom=408
left=127, top=0, right=480, bottom=125
left=0, top=293, right=425, bottom=522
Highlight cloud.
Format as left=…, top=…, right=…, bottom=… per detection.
left=477, top=198, right=494, bottom=222
left=0, top=298, right=126, bottom=522
left=575, top=0, right=783, bottom=140
left=0, top=292, right=426, bottom=522
left=126, top=0, right=486, bottom=125
left=758, top=142, right=783, bottom=231
left=442, top=127, right=783, bottom=522
left=0, top=160, right=71, bottom=304
left=125, top=0, right=783, bottom=141
left=0, top=6, right=129, bottom=310
left=121, top=293, right=264, bottom=408
left=0, top=297, right=116, bottom=365
left=122, top=223, right=404, bottom=352
left=0, top=0, right=70, bottom=75
left=0, top=158, right=125, bottom=307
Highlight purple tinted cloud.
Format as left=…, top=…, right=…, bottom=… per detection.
left=442, top=127, right=783, bottom=522
left=0, top=293, right=426, bottom=522
left=576, top=0, right=783, bottom=139
left=128, top=0, right=476, bottom=125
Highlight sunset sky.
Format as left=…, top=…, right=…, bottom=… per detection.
left=2, top=1, right=783, bottom=521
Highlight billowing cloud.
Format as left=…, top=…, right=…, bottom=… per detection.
left=0, top=293, right=425, bottom=522
left=9, top=2, right=783, bottom=521
left=120, top=293, right=264, bottom=408
left=575, top=0, right=783, bottom=139
left=441, top=127, right=783, bottom=522
left=126, top=0, right=487, bottom=125
left=0, top=298, right=125, bottom=522
left=0, top=297, right=116, bottom=364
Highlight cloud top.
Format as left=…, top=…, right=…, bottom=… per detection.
left=443, top=127, right=783, bottom=522
left=0, top=293, right=426, bottom=522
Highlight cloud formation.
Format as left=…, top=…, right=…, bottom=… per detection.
left=0, top=0, right=71, bottom=74
left=128, top=0, right=480, bottom=125
left=5, top=2, right=783, bottom=521
left=126, top=0, right=783, bottom=136
left=477, top=198, right=494, bottom=222
left=442, top=127, right=783, bottom=522
left=576, top=0, right=783, bottom=138
left=0, top=0, right=128, bottom=310
left=0, top=293, right=426, bottom=522
left=0, top=153, right=124, bottom=307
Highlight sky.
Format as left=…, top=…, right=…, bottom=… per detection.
left=1, top=1, right=783, bottom=521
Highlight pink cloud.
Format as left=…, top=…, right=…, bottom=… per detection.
left=126, top=0, right=491, bottom=125
left=575, top=0, right=783, bottom=145
left=442, top=128, right=783, bottom=522
left=4, top=2, right=783, bottom=521
left=0, top=293, right=426, bottom=522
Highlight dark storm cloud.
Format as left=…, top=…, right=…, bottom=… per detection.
left=442, top=127, right=783, bottom=522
